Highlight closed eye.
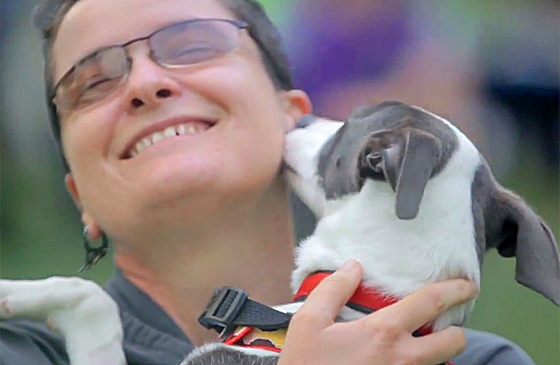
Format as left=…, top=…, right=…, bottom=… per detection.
left=85, top=78, right=112, bottom=90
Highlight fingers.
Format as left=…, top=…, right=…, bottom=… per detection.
left=372, top=279, right=478, bottom=333
left=282, top=277, right=474, bottom=365
left=411, top=326, right=467, bottom=365
left=293, top=260, right=362, bottom=328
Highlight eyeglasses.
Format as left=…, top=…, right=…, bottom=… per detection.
left=51, top=18, right=249, bottom=112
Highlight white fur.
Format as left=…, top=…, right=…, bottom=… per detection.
left=285, top=110, right=482, bottom=330
left=0, top=277, right=126, bottom=365
left=284, top=119, right=346, bottom=217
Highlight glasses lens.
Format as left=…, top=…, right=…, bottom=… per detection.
left=151, top=19, right=241, bottom=66
left=56, top=46, right=128, bottom=110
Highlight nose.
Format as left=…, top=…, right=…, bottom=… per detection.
left=122, top=52, right=183, bottom=113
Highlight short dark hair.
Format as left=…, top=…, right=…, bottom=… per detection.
left=33, top=0, right=293, bottom=170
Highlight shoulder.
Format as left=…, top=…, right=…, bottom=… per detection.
left=451, top=328, right=535, bottom=365
left=0, top=319, right=68, bottom=365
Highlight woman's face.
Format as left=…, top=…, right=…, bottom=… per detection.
left=53, top=0, right=308, bottom=242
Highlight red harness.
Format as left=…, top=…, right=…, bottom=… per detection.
left=294, top=272, right=433, bottom=336
left=224, top=272, right=455, bottom=364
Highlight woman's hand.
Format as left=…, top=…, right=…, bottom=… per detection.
left=278, top=260, right=478, bottom=365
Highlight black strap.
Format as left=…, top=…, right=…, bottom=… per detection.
left=198, top=286, right=292, bottom=337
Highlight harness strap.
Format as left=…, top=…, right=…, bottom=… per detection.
left=198, top=286, right=292, bottom=338
left=199, top=280, right=453, bottom=364
left=294, top=271, right=399, bottom=309
left=294, top=272, right=433, bottom=336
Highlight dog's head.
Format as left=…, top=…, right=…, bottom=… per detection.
left=284, top=101, right=457, bottom=219
left=284, top=101, right=559, bottom=305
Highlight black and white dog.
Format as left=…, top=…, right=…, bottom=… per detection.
left=1, top=102, right=559, bottom=365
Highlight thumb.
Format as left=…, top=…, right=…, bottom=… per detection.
left=294, top=260, right=362, bottom=329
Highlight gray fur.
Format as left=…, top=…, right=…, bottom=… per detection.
left=317, top=102, right=457, bottom=209
left=471, top=159, right=560, bottom=305
left=390, top=128, right=442, bottom=219
left=183, top=346, right=279, bottom=365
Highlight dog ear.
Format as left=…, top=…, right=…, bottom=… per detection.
left=363, top=128, right=441, bottom=220
left=473, top=163, right=560, bottom=305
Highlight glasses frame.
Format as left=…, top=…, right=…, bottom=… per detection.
left=51, top=18, right=249, bottom=111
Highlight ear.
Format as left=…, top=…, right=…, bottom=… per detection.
left=65, top=173, right=82, bottom=210
left=362, top=127, right=441, bottom=219
left=65, top=174, right=102, bottom=240
left=282, top=90, right=312, bottom=131
left=474, top=164, right=560, bottom=305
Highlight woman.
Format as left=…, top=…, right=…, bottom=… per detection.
left=0, top=0, right=535, bottom=364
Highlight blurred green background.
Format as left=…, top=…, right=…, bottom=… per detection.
left=1, top=0, right=559, bottom=364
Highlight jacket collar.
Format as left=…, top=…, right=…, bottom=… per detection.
left=104, top=268, right=194, bottom=364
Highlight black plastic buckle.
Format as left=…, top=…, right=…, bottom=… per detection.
left=198, top=286, right=248, bottom=337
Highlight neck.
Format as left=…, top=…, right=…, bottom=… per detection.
left=114, top=180, right=295, bottom=346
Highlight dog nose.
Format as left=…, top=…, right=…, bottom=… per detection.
left=295, top=114, right=318, bottom=129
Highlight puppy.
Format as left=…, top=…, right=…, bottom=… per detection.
left=286, top=102, right=560, bottom=327
left=182, top=101, right=559, bottom=364
left=1, top=102, right=558, bottom=365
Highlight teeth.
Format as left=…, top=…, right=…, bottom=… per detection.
left=195, top=124, right=210, bottom=133
left=130, top=122, right=210, bottom=157
left=177, top=123, right=198, bottom=136
left=151, top=131, right=163, bottom=144
left=137, top=138, right=151, bottom=153
left=163, top=126, right=176, bottom=138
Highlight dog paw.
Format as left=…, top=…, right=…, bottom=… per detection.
left=0, top=277, right=96, bottom=320
left=0, top=298, right=12, bottom=317
left=0, top=277, right=126, bottom=365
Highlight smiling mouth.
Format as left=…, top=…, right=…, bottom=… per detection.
left=121, top=120, right=216, bottom=159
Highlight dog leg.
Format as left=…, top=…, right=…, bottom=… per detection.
left=0, top=277, right=125, bottom=365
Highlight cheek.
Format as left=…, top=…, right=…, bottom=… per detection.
left=61, top=107, right=119, bottom=169
left=63, top=127, right=93, bottom=167
left=183, top=53, right=282, bottom=117
left=188, top=63, right=288, bottom=187
left=189, top=60, right=288, bottom=135
left=227, top=73, right=287, bottom=164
